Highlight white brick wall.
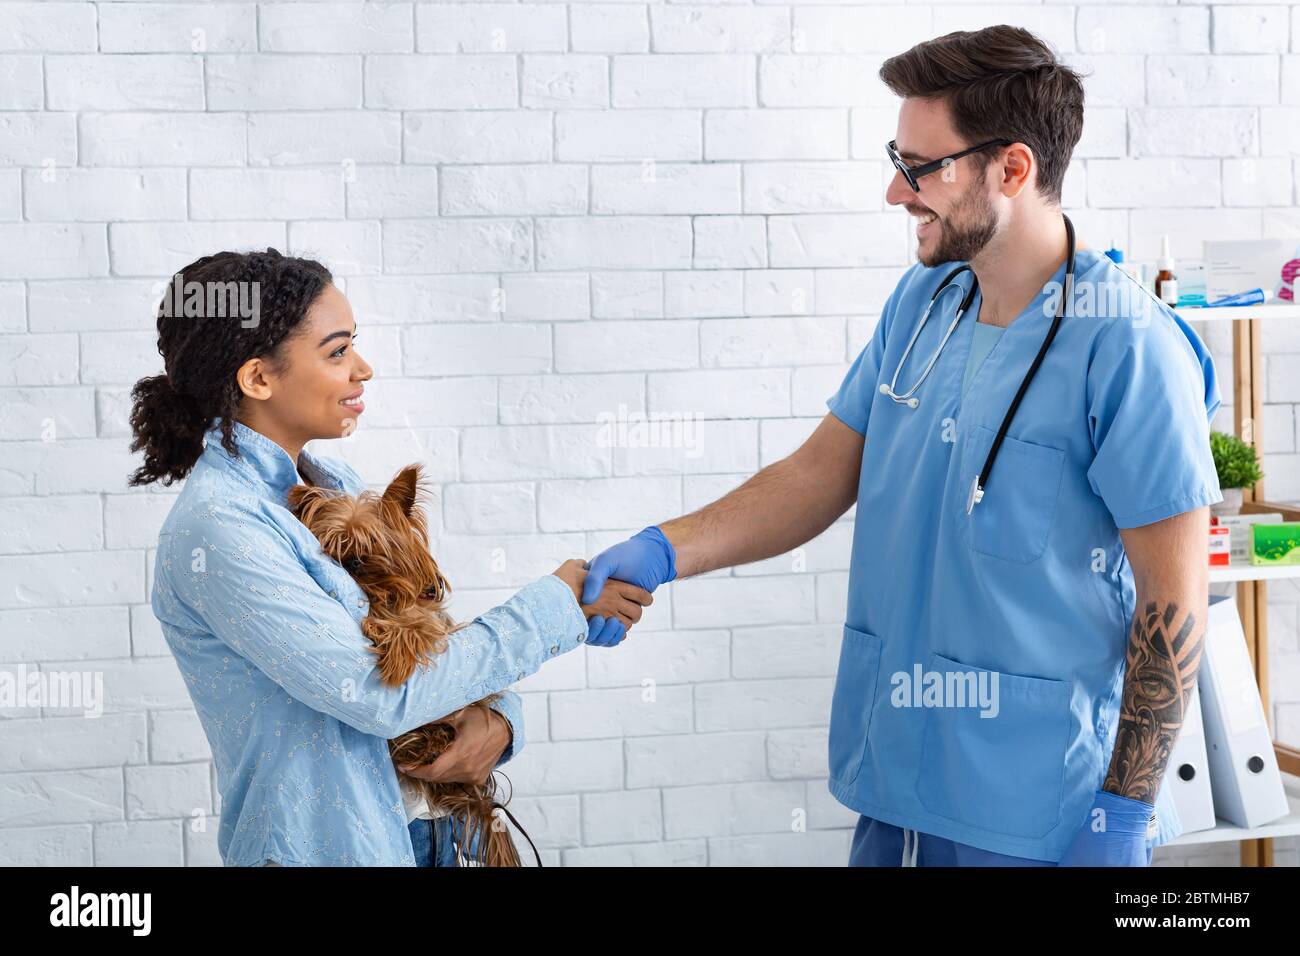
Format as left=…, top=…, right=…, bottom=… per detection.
left=0, top=0, right=1295, bottom=868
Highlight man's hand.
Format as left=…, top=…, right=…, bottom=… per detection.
left=1060, top=508, right=1209, bottom=867
left=579, top=527, right=676, bottom=643
left=576, top=413, right=862, bottom=646
left=1058, top=789, right=1154, bottom=867
left=397, top=705, right=511, bottom=787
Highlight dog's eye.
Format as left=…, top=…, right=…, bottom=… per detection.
left=343, top=556, right=363, bottom=574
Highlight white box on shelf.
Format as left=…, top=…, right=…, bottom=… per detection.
left=1200, top=595, right=1290, bottom=829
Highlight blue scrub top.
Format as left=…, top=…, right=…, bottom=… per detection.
left=963, top=320, right=1005, bottom=397
left=826, top=247, right=1222, bottom=862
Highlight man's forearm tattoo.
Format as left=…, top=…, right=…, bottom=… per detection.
left=1103, top=601, right=1203, bottom=804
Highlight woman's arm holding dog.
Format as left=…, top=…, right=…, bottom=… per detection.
left=418, top=564, right=649, bottom=781
left=160, top=501, right=648, bottom=740
left=398, top=563, right=652, bottom=784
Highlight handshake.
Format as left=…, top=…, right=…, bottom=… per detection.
left=550, top=526, right=678, bottom=647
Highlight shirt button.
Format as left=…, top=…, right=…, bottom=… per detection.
left=550, top=644, right=560, bottom=655
left=576, top=633, right=586, bottom=643
left=357, top=600, right=365, bottom=608
left=516, top=672, right=525, bottom=682
left=329, top=590, right=337, bottom=598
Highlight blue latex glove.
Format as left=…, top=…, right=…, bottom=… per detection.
left=585, top=615, right=626, bottom=648
left=1057, top=789, right=1155, bottom=867
left=581, top=526, right=676, bottom=644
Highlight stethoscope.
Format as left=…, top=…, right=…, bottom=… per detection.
left=879, top=212, right=1077, bottom=516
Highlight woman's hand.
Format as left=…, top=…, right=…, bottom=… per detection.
left=397, top=706, right=512, bottom=786
left=582, top=578, right=653, bottom=630
left=552, top=559, right=653, bottom=645
left=551, top=558, right=589, bottom=605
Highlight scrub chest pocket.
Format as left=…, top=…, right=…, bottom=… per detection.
left=958, top=424, right=1066, bottom=564
left=829, top=625, right=884, bottom=786
left=915, top=651, right=1073, bottom=839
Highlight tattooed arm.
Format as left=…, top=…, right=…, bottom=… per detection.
left=1103, top=507, right=1211, bottom=803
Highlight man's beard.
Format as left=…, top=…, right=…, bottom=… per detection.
left=917, top=171, right=999, bottom=268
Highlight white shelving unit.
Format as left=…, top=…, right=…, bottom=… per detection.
left=1209, top=562, right=1300, bottom=584
left=1170, top=774, right=1300, bottom=848
left=1180, top=303, right=1300, bottom=324
left=1172, top=300, right=1300, bottom=866
left=1188, top=304, right=1300, bottom=590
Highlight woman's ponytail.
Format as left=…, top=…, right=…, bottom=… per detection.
left=127, top=373, right=210, bottom=487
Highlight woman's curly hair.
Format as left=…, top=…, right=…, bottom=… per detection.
left=128, top=248, right=333, bottom=487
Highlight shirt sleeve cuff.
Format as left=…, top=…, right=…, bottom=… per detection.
left=826, top=400, right=866, bottom=437
left=1111, top=487, right=1223, bottom=529
left=522, top=572, right=589, bottom=658
left=488, top=690, right=525, bottom=767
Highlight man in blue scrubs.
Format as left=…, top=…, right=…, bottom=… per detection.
left=581, top=25, right=1222, bottom=866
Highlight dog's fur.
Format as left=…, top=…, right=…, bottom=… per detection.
left=288, top=464, right=523, bottom=867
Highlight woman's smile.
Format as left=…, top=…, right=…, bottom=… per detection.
left=340, top=387, right=365, bottom=416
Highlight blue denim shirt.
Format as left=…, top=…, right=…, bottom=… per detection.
left=151, top=419, right=589, bottom=866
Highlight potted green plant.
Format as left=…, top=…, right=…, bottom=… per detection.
left=1209, top=430, right=1262, bottom=516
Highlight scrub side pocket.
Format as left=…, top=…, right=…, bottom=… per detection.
left=958, top=423, right=1066, bottom=564
left=828, top=625, right=885, bottom=788
left=914, top=651, right=1072, bottom=840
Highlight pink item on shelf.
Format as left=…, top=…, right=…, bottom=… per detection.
left=1278, top=257, right=1300, bottom=302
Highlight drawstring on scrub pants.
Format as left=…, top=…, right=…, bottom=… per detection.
left=901, top=827, right=919, bottom=866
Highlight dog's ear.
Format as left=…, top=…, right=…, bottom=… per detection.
left=381, top=464, right=423, bottom=517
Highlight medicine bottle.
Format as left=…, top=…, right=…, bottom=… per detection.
left=1154, top=235, right=1178, bottom=306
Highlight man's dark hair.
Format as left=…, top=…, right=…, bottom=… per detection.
left=879, top=25, right=1085, bottom=204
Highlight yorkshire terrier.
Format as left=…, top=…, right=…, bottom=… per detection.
left=287, top=463, right=638, bottom=866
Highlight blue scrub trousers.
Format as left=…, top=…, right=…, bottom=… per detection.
left=409, top=816, right=460, bottom=867
left=848, top=814, right=1153, bottom=867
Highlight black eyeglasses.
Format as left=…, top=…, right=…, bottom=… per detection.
left=886, top=138, right=1013, bottom=192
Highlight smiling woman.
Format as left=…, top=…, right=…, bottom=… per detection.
left=232, top=280, right=373, bottom=455
left=125, top=249, right=645, bottom=866
left=127, top=249, right=368, bottom=485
